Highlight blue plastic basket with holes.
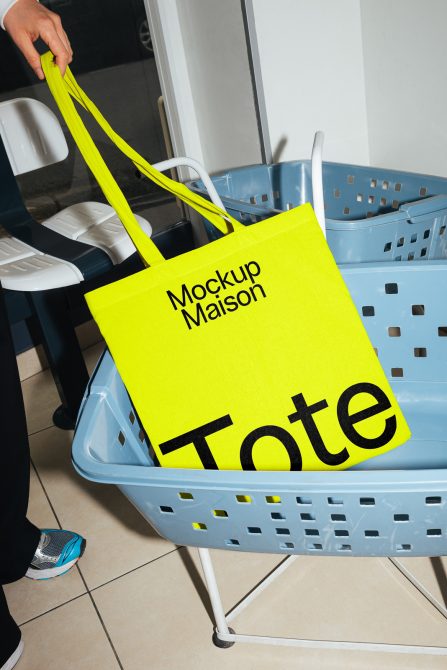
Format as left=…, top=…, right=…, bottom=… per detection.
left=188, top=161, right=447, bottom=263
left=72, top=260, right=447, bottom=558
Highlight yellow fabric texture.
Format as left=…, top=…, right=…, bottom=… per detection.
left=42, top=52, right=411, bottom=471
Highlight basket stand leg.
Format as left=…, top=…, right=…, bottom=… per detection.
left=388, top=557, right=447, bottom=620
left=197, top=547, right=236, bottom=647
left=197, top=548, right=447, bottom=655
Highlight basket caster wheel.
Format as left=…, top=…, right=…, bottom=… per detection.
left=212, top=628, right=236, bottom=648
left=52, top=405, right=76, bottom=430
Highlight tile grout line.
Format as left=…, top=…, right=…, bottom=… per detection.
left=88, top=546, right=182, bottom=594
left=78, top=570, right=126, bottom=670
left=29, top=460, right=125, bottom=670
left=28, top=423, right=60, bottom=438
left=20, top=593, right=86, bottom=627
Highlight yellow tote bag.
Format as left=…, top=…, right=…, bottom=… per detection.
left=42, top=53, right=411, bottom=471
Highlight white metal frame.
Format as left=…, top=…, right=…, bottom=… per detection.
left=198, top=548, right=447, bottom=656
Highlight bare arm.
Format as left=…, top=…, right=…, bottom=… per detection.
left=2, top=0, right=72, bottom=80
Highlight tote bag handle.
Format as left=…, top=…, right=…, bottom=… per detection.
left=41, top=52, right=243, bottom=267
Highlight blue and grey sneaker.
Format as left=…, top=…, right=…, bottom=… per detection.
left=25, top=529, right=86, bottom=580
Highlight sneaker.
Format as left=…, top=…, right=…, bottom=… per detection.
left=0, top=638, right=23, bottom=670
left=25, top=529, right=86, bottom=580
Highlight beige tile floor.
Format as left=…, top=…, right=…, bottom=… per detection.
left=4, top=341, right=447, bottom=669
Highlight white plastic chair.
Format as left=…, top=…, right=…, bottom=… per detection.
left=0, top=97, right=152, bottom=427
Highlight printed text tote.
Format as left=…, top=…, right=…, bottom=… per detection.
left=42, top=52, right=411, bottom=471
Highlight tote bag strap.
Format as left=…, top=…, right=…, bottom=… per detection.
left=41, top=52, right=243, bottom=267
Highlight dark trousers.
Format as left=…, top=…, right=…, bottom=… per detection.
left=0, top=284, right=40, bottom=654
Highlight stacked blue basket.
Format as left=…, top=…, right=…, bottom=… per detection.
left=73, top=256, right=447, bottom=556
left=189, top=160, right=447, bottom=263
left=72, top=158, right=447, bottom=558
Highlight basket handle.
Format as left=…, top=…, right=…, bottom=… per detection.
left=311, top=130, right=326, bottom=236
left=152, top=157, right=227, bottom=211
left=41, top=52, right=243, bottom=268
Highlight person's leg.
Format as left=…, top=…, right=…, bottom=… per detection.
left=0, top=587, right=22, bottom=669
left=0, top=284, right=39, bottom=666
left=0, top=284, right=40, bottom=586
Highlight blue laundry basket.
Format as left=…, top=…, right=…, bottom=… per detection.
left=72, top=260, right=447, bottom=558
left=189, top=161, right=447, bottom=263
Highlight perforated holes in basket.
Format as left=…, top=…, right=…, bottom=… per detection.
left=118, top=431, right=125, bottom=446
left=362, top=306, right=375, bottom=317
left=334, top=188, right=340, bottom=198
left=385, top=282, right=398, bottom=294
left=370, top=179, right=377, bottom=188
left=213, top=509, right=228, bottom=518
left=420, top=187, right=428, bottom=196
left=388, top=326, right=401, bottom=337
left=357, top=193, right=363, bottom=202
left=391, top=368, right=404, bottom=377
left=266, top=495, right=281, bottom=504
left=382, top=181, right=389, bottom=190
left=271, top=511, right=286, bottom=520
left=348, top=175, right=355, bottom=184
left=394, top=514, right=409, bottom=522
left=414, top=347, right=427, bottom=358
left=192, top=522, right=207, bottom=531
left=343, top=207, right=350, bottom=215
left=236, top=494, right=252, bottom=503
left=438, top=327, right=447, bottom=337
left=129, top=411, right=135, bottom=425
left=248, top=527, right=262, bottom=534
left=300, top=512, right=316, bottom=521
left=360, top=497, right=375, bottom=506
left=160, top=505, right=174, bottom=514
left=280, top=542, right=295, bottom=550
left=277, top=528, right=291, bottom=536
left=440, top=225, right=446, bottom=237
left=395, top=183, right=402, bottom=192
left=179, top=491, right=194, bottom=500
left=384, top=242, right=392, bottom=253
left=412, top=304, right=425, bottom=315
left=328, top=497, right=343, bottom=505
left=426, top=496, right=442, bottom=504
left=380, top=198, right=387, bottom=207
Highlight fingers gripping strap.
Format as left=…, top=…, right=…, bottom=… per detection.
left=41, top=53, right=242, bottom=266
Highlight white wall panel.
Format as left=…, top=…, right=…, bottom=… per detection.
left=251, top=0, right=370, bottom=164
